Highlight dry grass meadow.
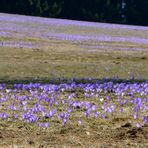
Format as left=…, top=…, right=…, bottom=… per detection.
left=0, top=13, right=148, bottom=147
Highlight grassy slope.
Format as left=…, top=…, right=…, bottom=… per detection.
left=0, top=13, right=148, bottom=147
left=0, top=13, right=148, bottom=82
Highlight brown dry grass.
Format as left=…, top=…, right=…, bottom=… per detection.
left=0, top=118, right=148, bottom=147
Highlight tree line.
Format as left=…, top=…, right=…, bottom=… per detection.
left=0, top=0, right=148, bottom=26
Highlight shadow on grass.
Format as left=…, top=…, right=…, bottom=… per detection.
left=0, top=77, right=147, bottom=84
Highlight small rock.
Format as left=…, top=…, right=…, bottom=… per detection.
left=28, top=140, right=34, bottom=145
left=86, top=131, right=90, bottom=135
left=121, top=122, right=132, bottom=128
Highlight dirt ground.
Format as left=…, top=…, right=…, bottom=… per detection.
left=0, top=120, right=147, bottom=147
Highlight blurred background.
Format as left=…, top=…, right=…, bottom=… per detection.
left=0, top=0, right=148, bottom=26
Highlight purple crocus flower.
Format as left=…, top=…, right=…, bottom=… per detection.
left=133, top=114, right=138, bottom=119
left=132, top=98, right=142, bottom=106
left=78, top=120, right=82, bottom=125
left=144, top=98, right=148, bottom=103
left=136, top=123, right=142, bottom=128
left=7, top=105, right=17, bottom=111
left=67, top=107, right=73, bottom=113
left=38, top=122, right=50, bottom=128
left=94, top=112, right=99, bottom=118
left=22, top=113, right=38, bottom=123
left=144, top=105, right=148, bottom=111
left=58, top=112, right=69, bottom=120
left=14, top=114, right=18, bottom=119
left=45, top=109, right=56, bottom=118
left=0, top=113, right=9, bottom=119
left=84, top=109, right=91, bottom=118
left=91, top=105, right=96, bottom=111
left=120, top=108, right=124, bottom=113
left=142, top=116, right=148, bottom=124
left=102, top=114, right=106, bottom=119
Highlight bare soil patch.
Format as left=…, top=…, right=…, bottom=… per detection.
left=0, top=121, right=147, bottom=147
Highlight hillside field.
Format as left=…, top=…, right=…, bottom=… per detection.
left=0, top=13, right=148, bottom=147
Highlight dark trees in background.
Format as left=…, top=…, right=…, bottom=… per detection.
left=125, top=0, right=148, bottom=26
left=0, top=0, right=148, bottom=26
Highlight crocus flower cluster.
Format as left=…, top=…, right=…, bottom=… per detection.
left=0, top=80, right=147, bottom=128
left=0, top=13, right=148, bottom=50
